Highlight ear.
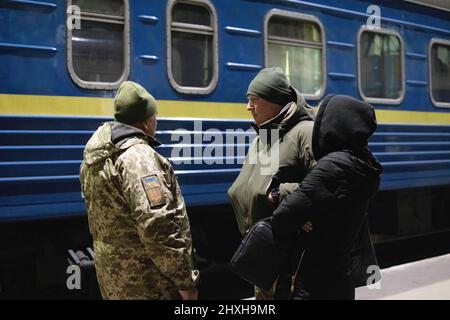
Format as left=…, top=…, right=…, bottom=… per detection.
left=142, top=118, right=150, bottom=131
left=132, top=120, right=148, bottom=133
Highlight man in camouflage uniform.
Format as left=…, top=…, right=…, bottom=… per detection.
left=80, top=81, right=199, bottom=300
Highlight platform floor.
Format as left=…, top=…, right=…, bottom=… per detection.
left=356, top=253, right=450, bottom=300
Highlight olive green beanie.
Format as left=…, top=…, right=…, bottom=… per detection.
left=246, top=67, right=294, bottom=107
left=114, top=81, right=158, bottom=124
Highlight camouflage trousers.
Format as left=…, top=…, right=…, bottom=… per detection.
left=94, top=241, right=180, bottom=300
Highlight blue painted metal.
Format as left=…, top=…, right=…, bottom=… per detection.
left=0, top=42, right=57, bottom=54
left=283, top=0, right=450, bottom=35
left=224, top=26, right=261, bottom=37
left=0, top=0, right=448, bottom=110
left=138, top=15, right=159, bottom=24
left=328, top=72, right=356, bottom=80
left=1, top=0, right=450, bottom=220
left=138, top=55, right=160, bottom=62
left=406, top=80, right=428, bottom=86
left=1, top=115, right=450, bottom=221
left=0, top=175, right=79, bottom=183
left=406, top=52, right=427, bottom=60
left=0, top=0, right=56, bottom=10
left=327, top=41, right=355, bottom=49
left=226, top=62, right=263, bottom=71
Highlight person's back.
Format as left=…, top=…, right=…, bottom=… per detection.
left=80, top=82, right=198, bottom=300
left=299, top=150, right=381, bottom=299
left=272, top=95, right=382, bottom=300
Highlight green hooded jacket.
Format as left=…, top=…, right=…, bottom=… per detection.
left=228, top=90, right=316, bottom=234
left=80, top=122, right=198, bottom=299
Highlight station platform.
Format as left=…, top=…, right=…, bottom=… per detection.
left=356, top=253, right=450, bottom=300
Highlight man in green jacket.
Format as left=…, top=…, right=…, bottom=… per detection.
left=80, top=81, right=199, bottom=299
left=228, top=67, right=315, bottom=299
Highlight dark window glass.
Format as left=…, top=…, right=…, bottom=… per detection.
left=170, top=2, right=215, bottom=90
left=268, top=17, right=321, bottom=43
left=267, top=16, right=323, bottom=96
left=72, top=20, right=124, bottom=83
left=431, top=43, right=450, bottom=104
left=73, top=0, right=124, bottom=16
left=69, top=0, right=126, bottom=85
left=360, top=31, right=403, bottom=99
left=173, top=3, right=210, bottom=26
left=172, top=31, right=213, bottom=87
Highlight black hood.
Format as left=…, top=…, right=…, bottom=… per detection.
left=312, top=95, right=377, bottom=161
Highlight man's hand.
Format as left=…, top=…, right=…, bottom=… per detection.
left=301, top=221, right=313, bottom=233
left=267, top=192, right=275, bottom=204
left=179, top=287, right=198, bottom=300
left=267, top=188, right=280, bottom=205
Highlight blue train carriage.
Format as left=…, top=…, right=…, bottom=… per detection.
left=0, top=0, right=449, bottom=297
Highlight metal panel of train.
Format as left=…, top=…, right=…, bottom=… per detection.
left=0, top=0, right=449, bottom=298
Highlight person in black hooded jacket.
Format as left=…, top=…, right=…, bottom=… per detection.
left=272, top=95, right=383, bottom=300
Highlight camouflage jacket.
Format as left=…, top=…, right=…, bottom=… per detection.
left=80, top=122, right=199, bottom=299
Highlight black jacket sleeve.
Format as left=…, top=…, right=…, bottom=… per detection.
left=272, top=157, right=345, bottom=240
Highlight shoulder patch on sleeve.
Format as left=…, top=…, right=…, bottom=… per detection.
left=141, top=175, right=166, bottom=208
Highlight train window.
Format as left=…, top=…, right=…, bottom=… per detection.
left=265, top=10, right=326, bottom=100
left=67, top=0, right=130, bottom=90
left=430, top=39, right=450, bottom=108
left=358, top=27, right=404, bottom=104
left=167, top=0, right=218, bottom=94
left=72, top=0, right=124, bottom=16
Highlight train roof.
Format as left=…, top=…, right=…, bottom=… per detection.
left=404, top=0, right=450, bottom=12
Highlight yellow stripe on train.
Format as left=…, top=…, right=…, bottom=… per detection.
left=1, top=94, right=450, bottom=125
left=0, top=94, right=251, bottom=119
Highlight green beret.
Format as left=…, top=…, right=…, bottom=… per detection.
left=246, top=67, right=294, bottom=107
left=114, top=81, right=158, bottom=124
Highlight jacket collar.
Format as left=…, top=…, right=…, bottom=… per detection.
left=111, top=121, right=161, bottom=149
left=252, top=97, right=314, bottom=137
